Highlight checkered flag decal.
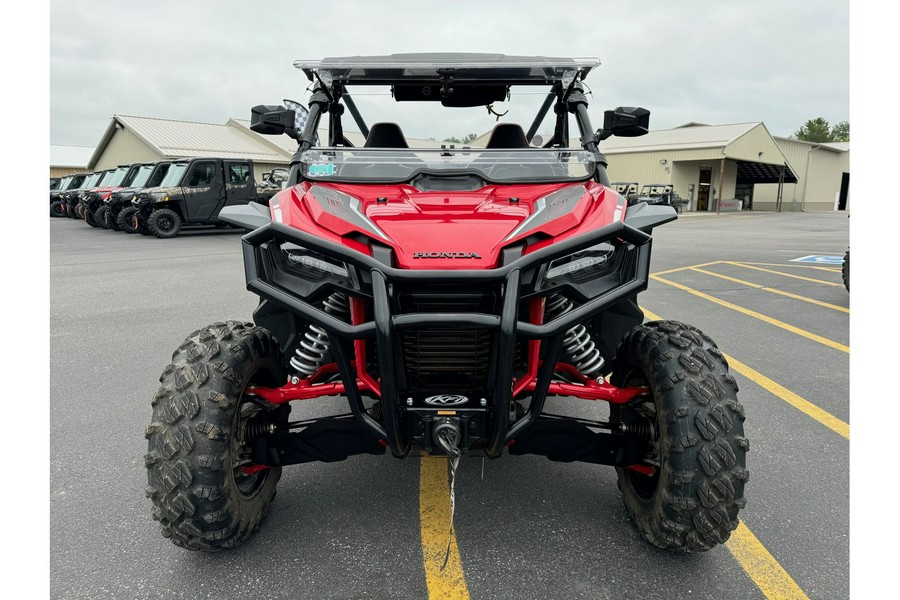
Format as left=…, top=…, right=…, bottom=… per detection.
left=283, top=99, right=318, bottom=144
left=283, top=99, right=308, bottom=132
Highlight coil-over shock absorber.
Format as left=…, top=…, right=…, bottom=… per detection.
left=545, top=294, right=606, bottom=379
left=289, top=292, right=350, bottom=376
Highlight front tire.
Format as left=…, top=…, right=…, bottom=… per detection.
left=117, top=207, right=139, bottom=233
left=94, top=206, right=110, bottom=229
left=148, top=208, right=182, bottom=239
left=105, top=208, right=121, bottom=231
left=842, top=250, right=849, bottom=292
left=610, top=320, right=748, bottom=552
left=50, top=201, right=65, bottom=218
left=145, top=321, right=287, bottom=551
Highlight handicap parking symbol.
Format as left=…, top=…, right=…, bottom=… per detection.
left=790, top=255, right=844, bottom=265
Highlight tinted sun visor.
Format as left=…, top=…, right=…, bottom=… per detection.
left=392, top=84, right=508, bottom=107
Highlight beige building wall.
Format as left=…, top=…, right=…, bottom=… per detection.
left=605, top=151, right=740, bottom=212
left=51, top=167, right=87, bottom=178
left=92, top=129, right=164, bottom=170
left=723, top=125, right=785, bottom=163
left=754, top=139, right=849, bottom=212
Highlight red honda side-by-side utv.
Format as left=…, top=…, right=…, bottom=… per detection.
left=145, top=54, right=748, bottom=553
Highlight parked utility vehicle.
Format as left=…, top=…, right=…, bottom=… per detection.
left=131, top=158, right=274, bottom=238
left=146, top=54, right=747, bottom=553
left=106, top=161, right=172, bottom=232
left=50, top=173, right=88, bottom=217
left=81, top=164, right=142, bottom=228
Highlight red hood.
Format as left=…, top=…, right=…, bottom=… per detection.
left=272, top=181, right=625, bottom=269
left=89, top=186, right=125, bottom=199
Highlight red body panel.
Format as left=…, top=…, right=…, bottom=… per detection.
left=89, top=186, right=125, bottom=200
left=272, top=180, right=625, bottom=269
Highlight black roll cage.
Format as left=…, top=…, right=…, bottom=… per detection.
left=285, top=69, right=610, bottom=188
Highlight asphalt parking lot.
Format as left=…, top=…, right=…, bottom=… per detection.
left=49, top=210, right=849, bottom=599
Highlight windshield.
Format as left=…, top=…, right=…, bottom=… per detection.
left=301, top=148, right=594, bottom=183
left=97, top=170, right=117, bottom=187
left=83, top=172, right=103, bottom=188
left=159, top=163, right=189, bottom=187
left=130, top=165, right=155, bottom=188
left=641, top=185, right=670, bottom=196
left=57, top=176, right=73, bottom=190
left=108, top=166, right=131, bottom=187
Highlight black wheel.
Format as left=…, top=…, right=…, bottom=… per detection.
left=94, top=206, right=110, bottom=229
left=84, top=205, right=99, bottom=227
left=117, top=207, right=139, bottom=233
left=842, top=250, right=849, bottom=292
left=134, top=212, right=152, bottom=236
left=145, top=321, right=287, bottom=551
left=75, top=204, right=85, bottom=220
left=148, top=208, right=182, bottom=239
left=50, top=201, right=65, bottom=218
left=610, top=320, right=748, bottom=552
left=105, top=207, right=121, bottom=231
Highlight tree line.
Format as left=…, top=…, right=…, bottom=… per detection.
left=793, top=118, right=849, bottom=143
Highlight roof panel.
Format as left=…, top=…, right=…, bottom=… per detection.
left=294, top=53, right=599, bottom=84
left=116, top=115, right=291, bottom=163
left=599, top=122, right=759, bottom=154
left=50, top=145, right=95, bottom=168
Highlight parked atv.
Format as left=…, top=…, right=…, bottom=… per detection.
left=105, top=161, right=171, bottom=232
left=50, top=173, right=88, bottom=217
left=146, top=54, right=747, bottom=553
left=130, top=158, right=271, bottom=238
left=61, top=170, right=111, bottom=219
left=80, top=164, right=143, bottom=228
left=610, top=181, right=640, bottom=206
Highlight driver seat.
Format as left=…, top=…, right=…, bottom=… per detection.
left=364, top=123, right=410, bottom=148
left=485, top=123, right=529, bottom=148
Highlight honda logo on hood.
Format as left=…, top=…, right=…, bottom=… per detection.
left=424, top=394, right=469, bottom=406
left=413, top=252, right=481, bottom=259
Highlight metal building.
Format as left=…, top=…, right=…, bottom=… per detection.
left=50, top=145, right=95, bottom=178
left=87, top=115, right=296, bottom=183
left=595, top=122, right=848, bottom=212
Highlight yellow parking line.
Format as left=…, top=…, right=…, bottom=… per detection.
left=690, top=267, right=849, bottom=314
left=420, top=457, right=470, bottom=599
left=651, top=260, right=722, bottom=277
left=650, top=275, right=849, bottom=353
left=724, top=353, right=849, bottom=439
left=640, top=307, right=848, bottom=438
left=726, top=521, right=811, bottom=600
left=723, top=261, right=843, bottom=287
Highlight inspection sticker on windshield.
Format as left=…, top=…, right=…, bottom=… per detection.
left=790, top=255, right=844, bottom=265
left=308, top=164, right=336, bottom=176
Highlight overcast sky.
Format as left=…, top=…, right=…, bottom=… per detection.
left=49, top=0, right=850, bottom=148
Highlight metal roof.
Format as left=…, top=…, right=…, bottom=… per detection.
left=50, top=145, right=95, bottom=168
left=599, top=122, right=760, bottom=154
left=88, top=115, right=297, bottom=168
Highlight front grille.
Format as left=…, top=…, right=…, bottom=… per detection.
left=404, top=326, right=493, bottom=389
left=398, top=293, right=495, bottom=391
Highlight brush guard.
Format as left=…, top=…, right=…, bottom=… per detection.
left=241, top=219, right=653, bottom=461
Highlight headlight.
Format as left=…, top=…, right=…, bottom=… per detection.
left=281, top=243, right=348, bottom=278
left=545, top=242, right=616, bottom=280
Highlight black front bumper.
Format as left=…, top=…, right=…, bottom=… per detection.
left=241, top=220, right=653, bottom=459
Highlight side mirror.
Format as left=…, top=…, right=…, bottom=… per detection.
left=597, top=107, right=650, bottom=141
left=250, top=104, right=296, bottom=137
